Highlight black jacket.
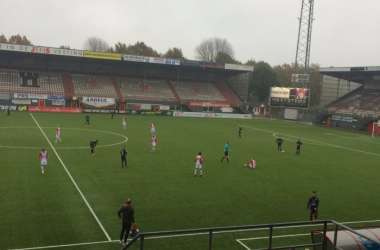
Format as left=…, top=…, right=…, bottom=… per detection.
left=118, top=204, right=135, bottom=223
left=120, top=149, right=127, bottom=158
left=307, top=197, right=319, bottom=209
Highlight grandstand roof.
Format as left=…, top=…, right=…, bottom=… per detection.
left=319, top=66, right=380, bottom=84
left=0, top=43, right=253, bottom=76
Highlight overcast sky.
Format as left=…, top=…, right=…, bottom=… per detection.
left=0, top=0, right=379, bottom=67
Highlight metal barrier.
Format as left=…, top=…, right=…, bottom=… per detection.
left=121, top=220, right=380, bottom=250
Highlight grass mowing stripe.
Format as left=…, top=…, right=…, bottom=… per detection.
left=7, top=240, right=118, bottom=250
left=243, top=125, right=380, bottom=157
left=29, top=113, right=112, bottom=242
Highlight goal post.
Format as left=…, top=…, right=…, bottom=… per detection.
left=371, top=121, right=380, bottom=138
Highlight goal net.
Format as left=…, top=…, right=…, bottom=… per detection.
left=371, top=121, right=380, bottom=138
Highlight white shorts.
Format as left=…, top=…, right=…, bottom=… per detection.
left=151, top=129, right=155, bottom=133
left=123, top=122, right=126, bottom=126
left=56, top=134, right=60, bottom=139
left=195, top=163, right=202, bottom=169
left=248, top=163, right=256, bottom=169
left=152, top=142, right=156, bottom=147
left=41, top=159, right=47, bottom=166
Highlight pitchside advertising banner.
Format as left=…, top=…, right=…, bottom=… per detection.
left=269, top=87, right=310, bottom=108
left=82, top=97, right=115, bottom=108
left=225, top=64, right=254, bottom=72
left=149, top=57, right=180, bottom=65
left=0, top=105, right=28, bottom=111
left=29, top=106, right=82, bottom=113
left=190, top=102, right=231, bottom=108
left=0, top=43, right=83, bottom=57
left=83, top=51, right=121, bottom=60
left=173, top=112, right=252, bottom=119
left=122, top=54, right=150, bottom=63
left=14, top=93, right=48, bottom=99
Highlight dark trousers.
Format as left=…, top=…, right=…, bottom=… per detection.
left=120, top=221, right=132, bottom=243
left=121, top=157, right=127, bottom=167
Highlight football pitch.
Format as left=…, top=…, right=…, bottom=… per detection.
left=1, top=112, right=379, bottom=250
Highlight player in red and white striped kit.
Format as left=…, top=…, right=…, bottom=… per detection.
left=39, top=148, right=48, bottom=174
left=194, top=152, right=203, bottom=177
left=244, top=157, right=256, bottom=169
left=122, top=116, right=126, bottom=130
left=150, top=122, right=156, bottom=136
left=54, top=125, right=61, bottom=143
left=151, top=136, right=158, bottom=152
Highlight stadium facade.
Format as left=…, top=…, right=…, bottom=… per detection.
left=0, top=43, right=252, bottom=115
left=317, top=66, right=380, bottom=133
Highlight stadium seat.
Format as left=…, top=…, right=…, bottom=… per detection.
left=116, top=77, right=176, bottom=101
left=0, top=69, right=65, bottom=95
left=170, top=81, right=226, bottom=102
left=71, top=74, right=117, bottom=98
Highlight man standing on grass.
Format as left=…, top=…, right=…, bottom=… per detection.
left=85, top=115, right=91, bottom=127
left=296, top=138, right=303, bottom=156
left=276, top=136, right=284, bottom=152
left=39, top=148, right=48, bottom=174
left=194, top=152, right=203, bottom=177
left=54, top=125, right=62, bottom=143
left=151, top=135, right=158, bottom=152
left=90, top=139, right=98, bottom=156
left=6, top=106, right=10, bottom=118
left=118, top=199, right=135, bottom=246
left=307, top=191, right=319, bottom=221
left=220, top=142, right=230, bottom=164
left=238, top=126, right=242, bottom=138
left=120, top=146, right=127, bottom=168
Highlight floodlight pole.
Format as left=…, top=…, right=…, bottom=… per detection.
left=294, top=0, right=314, bottom=89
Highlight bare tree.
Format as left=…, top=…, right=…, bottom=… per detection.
left=83, top=37, right=109, bottom=52
left=195, top=37, right=235, bottom=62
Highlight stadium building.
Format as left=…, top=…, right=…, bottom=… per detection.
left=317, top=66, right=380, bottom=134
left=0, top=42, right=252, bottom=117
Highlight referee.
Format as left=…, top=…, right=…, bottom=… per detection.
left=120, top=146, right=127, bottom=168
left=118, top=199, right=135, bottom=246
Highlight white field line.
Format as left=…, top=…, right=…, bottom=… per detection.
left=30, top=113, right=111, bottom=241
left=236, top=239, right=251, bottom=250
left=8, top=219, right=380, bottom=250
left=7, top=240, right=118, bottom=250
left=0, top=127, right=128, bottom=150
left=243, top=125, right=380, bottom=157
left=324, top=132, right=380, bottom=145
left=237, top=233, right=311, bottom=241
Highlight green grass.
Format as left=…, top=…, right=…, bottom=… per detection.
left=1, top=112, right=379, bottom=250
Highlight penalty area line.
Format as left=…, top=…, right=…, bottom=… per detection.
left=29, top=113, right=112, bottom=242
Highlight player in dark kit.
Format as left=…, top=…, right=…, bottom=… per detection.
left=307, top=191, right=319, bottom=221
left=90, top=139, right=98, bottom=155
left=85, top=115, right=91, bottom=127
left=296, top=138, right=303, bottom=156
left=238, top=126, right=242, bottom=138
left=120, top=146, right=127, bottom=168
left=6, top=106, right=10, bottom=117
left=276, top=136, right=284, bottom=152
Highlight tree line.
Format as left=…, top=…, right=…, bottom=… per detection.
left=0, top=33, right=321, bottom=107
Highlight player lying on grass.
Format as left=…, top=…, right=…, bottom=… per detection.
left=244, top=157, right=256, bottom=168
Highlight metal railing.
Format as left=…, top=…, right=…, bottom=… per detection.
left=121, top=220, right=380, bottom=250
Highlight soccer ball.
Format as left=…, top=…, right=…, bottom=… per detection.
left=244, top=164, right=247, bottom=167
left=282, top=151, right=285, bottom=153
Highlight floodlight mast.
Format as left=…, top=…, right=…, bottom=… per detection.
left=294, top=0, right=314, bottom=88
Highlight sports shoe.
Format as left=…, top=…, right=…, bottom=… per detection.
left=201, top=175, right=203, bottom=177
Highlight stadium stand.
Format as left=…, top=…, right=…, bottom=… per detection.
left=326, top=90, right=380, bottom=117
left=213, top=82, right=243, bottom=104
left=71, top=74, right=117, bottom=98
left=171, top=80, right=226, bottom=102
left=116, top=77, right=177, bottom=101
left=0, top=68, right=65, bottom=95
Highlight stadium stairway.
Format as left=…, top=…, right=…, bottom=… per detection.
left=61, top=73, right=75, bottom=99
left=111, top=76, right=123, bottom=100
left=166, top=81, right=182, bottom=102
left=212, top=82, right=244, bottom=107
